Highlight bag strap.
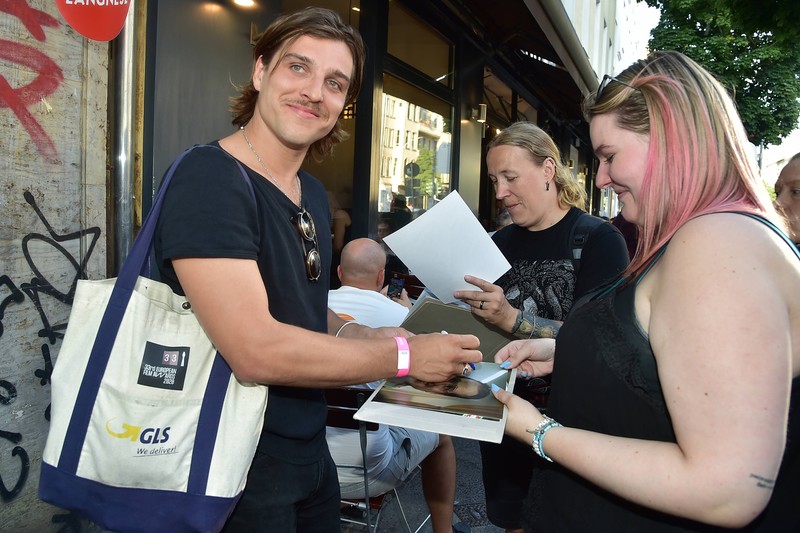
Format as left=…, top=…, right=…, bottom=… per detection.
left=130, top=145, right=255, bottom=283
left=568, top=212, right=604, bottom=273
left=732, top=212, right=800, bottom=261
left=58, top=145, right=253, bottom=474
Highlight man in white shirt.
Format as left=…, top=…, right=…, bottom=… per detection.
left=328, top=238, right=412, bottom=328
left=327, top=238, right=465, bottom=533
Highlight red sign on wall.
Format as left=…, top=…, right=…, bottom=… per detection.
left=56, top=0, right=131, bottom=42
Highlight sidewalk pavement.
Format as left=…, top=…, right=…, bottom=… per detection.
left=343, top=437, right=505, bottom=533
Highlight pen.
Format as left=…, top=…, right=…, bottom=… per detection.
left=442, top=330, right=475, bottom=370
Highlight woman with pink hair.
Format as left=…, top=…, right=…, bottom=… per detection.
left=493, top=51, right=800, bottom=531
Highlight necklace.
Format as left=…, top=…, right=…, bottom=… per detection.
left=239, top=126, right=300, bottom=201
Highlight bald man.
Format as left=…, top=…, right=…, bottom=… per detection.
left=329, top=238, right=412, bottom=327
left=775, top=153, right=800, bottom=244
left=327, top=238, right=466, bottom=533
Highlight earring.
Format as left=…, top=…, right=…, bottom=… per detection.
left=545, top=181, right=550, bottom=191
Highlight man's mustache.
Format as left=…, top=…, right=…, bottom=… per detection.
left=284, top=99, right=327, bottom=119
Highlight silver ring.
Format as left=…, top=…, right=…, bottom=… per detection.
left=479, top=301, right=484, bottom=310
left=462, top=364, right=471, bottom=376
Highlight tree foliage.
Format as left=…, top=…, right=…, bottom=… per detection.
left=642, top=0, right=800, bottom=146
left=414, top=148, right=438, bottom=196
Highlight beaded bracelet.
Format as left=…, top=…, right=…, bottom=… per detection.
left=528, top=415, right=562, bottom=462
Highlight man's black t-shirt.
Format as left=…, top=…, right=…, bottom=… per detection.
left=154, top=143, right=332, bottom=464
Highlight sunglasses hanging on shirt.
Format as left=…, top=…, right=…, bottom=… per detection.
left=292, top=208, right=322, bottom=282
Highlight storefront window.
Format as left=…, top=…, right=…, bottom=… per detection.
left=377, top=74, right=452, bottom=236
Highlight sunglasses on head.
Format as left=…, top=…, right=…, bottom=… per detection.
left=291, top=208, right=321, bottom=282
left=596, top=74, right=640, bottom=102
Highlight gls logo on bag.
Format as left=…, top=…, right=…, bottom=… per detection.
left=105, top=419, right=171, bottom=443
left=106, top=419, right=176, bottom=456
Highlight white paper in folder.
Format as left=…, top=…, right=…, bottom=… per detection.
left=383, top=191, right=511, bottom=304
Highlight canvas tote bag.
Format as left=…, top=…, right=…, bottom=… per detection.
left=39, top=145, right=268, bottom=532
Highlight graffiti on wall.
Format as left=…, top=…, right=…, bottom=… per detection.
left=0, top=0, right=64, bottom=163
left=0, top=191, right=100, bottom=502
left=1, top=2, right=102, bottom=530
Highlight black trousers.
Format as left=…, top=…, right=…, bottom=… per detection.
left=223, top=445, right=341, bottom=533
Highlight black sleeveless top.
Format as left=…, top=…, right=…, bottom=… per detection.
left=525, top=216, right=800, bottom=532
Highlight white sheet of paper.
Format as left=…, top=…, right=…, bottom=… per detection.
left=383, top=191, right=511, bottom=303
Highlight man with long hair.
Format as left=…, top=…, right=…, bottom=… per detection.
left=154, top=8, right=480, bottom=531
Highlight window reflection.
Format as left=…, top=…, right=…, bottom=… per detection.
left=376, top=76, right=452, bottom=280
left=378, top=79, right=452, bottom=233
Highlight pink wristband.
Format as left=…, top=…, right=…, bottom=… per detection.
left=394, top=336, right=410, bottom=377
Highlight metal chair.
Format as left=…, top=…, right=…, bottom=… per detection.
left=325, top=387, right=430, bottom=532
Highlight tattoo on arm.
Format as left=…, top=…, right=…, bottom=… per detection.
left=749, top=474, right=776, bottom=490
left=515, top=311, right=561, bottom=339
